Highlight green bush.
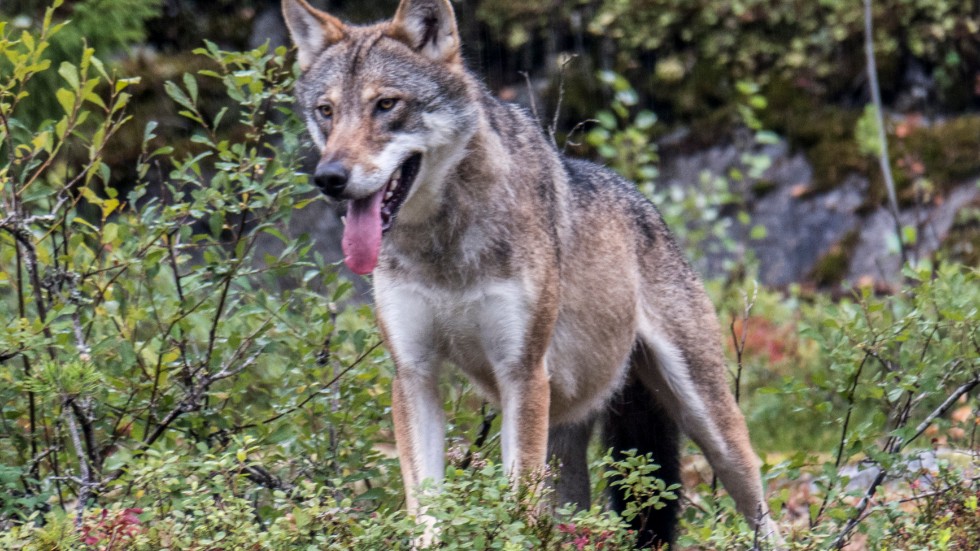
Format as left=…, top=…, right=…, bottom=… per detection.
left=0, top=0, right=393, bottom=534
left=590, top=0, right=979, bottom=107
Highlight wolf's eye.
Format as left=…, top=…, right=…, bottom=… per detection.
left=376, top=98, right=398, bottom=112
left=317, top=104, right=333, bottom=118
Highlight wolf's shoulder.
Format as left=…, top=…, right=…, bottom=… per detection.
left=559, top=156, right=669, bottom=243
left=561, top=157, right=644, bottom=201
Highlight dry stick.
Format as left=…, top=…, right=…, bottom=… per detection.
left=520, top=71, right=541, bottom=126
left=717, top=287, right=755, bottom=497
left=863, top=0, right=906, bottom=265
left=896, top=474, right=980, bottom=505
left=548, top=55, right=577, bottom=147
left=13, top=239, right=40, bottom=486
left=831, top=375, right=980, bottom=548
left=3, top=223, right=57, bottom=361
left=561, top=118, right=599, bottom=153
left=730, top=285, right=756, bottom=406
left=460, top=404, right=498, bottom=470
left=64, top=400, right=93, bottom=527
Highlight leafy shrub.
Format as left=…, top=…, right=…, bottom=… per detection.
left=0, top=0, right=391, bottom=534
left=590, top=0, right=979, bottom=107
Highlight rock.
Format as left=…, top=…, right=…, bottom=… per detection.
left=848, top=183, right=980, bottom=284
left=658, top=129, right=980, bottom=287
left=657, top=136, right=868, bottom=286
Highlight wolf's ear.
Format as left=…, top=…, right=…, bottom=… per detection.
left=387, top=0, right=460, bottom=63
left=282, top=0, right=346, bottom=71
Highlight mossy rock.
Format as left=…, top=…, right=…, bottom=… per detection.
left=809, top=230, right=862, bottom=287
left=762, top=77, right=980, bottom=209
left=899, top=116, right=980, bottom=190
left=938, top=196, right=980, bottom=267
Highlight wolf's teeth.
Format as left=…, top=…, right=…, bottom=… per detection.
left=393, top=167, right=402, bottom=181
left=385, top=191, right=394, bottom=200
left=390, top=178, right=399, bottom=190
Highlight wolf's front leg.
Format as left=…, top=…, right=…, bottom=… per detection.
left=392, top=373, right=445, bottom=516
left=499, top=365, right=551, bottom=477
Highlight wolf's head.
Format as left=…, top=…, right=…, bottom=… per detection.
left=283, top=0, right=476, bottom=274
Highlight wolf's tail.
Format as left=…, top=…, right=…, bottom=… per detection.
left=603, top=372, right=682, bottom=549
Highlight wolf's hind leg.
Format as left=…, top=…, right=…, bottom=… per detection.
left=547, top=418, right=595, bottom=511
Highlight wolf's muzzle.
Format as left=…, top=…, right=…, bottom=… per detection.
left=314, top=160, right=350, bottom=198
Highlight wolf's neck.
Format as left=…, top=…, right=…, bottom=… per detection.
left=381, top=88, right=561, bottom=284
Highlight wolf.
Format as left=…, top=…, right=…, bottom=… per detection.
left=282, top=0, right=779, bottom=546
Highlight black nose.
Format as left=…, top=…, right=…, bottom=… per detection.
left=314, top=160, right=350, bottom=198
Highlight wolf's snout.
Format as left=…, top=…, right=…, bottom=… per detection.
left=314, top=160, right=350, bottom=198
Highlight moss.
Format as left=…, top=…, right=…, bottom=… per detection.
left=938, top=198, right=980, bottom=267
left=900, top=116, right=980, bottom=191
left=750, top=179, right=777, bottom=196
left=809, top=230, right=862, bottom=287
left=761, top=78, right=980, bottom=209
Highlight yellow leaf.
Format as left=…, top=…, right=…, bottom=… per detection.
left=101, top=198, right=119, bottom=219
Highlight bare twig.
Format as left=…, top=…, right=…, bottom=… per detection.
left=808, top=348, right=872, bottom=525
left=460, top=404, right=498, bottom=470
left=64, top=400, right=95, bottom=527
left=519, top=71, right=541, bottom=126
left=903, top=375, right=978, bottom=449
left=548, top=54, right=577, bottom=147
left=729, top=283, right=757, bottom=406
left=562, top=118, right=599, bottom=153
left=256, top=340, right=383, bottom=427
left=863, top=0, right=906, bottom=264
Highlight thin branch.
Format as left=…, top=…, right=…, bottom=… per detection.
left=519, top=71, right=541, bottom=126
left=863, top=0, right=906, bottom=264
left=255, top=340, right=383, bottom=428
left=902, top=375, right=978, bottom=450
left=812, top=349, right=872, bottom=526
left=562, top=119, right=599, bottom=154
left=548, top=55, right=578, bottom=147
left=460, top=404, right=498, bottom=470
left=64, top=399, right=95, bottom=527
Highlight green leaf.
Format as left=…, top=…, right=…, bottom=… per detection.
left=635, top=110, right=657, bottom=130
left=855, top=103, right=882, bottom=157
left=183, top=73, right=198, bottom=104
left=596, top=110, right=616, bottom=129
left=55, top=88, right=75, bottom=115
left=102, top=222, right=118, bottom=245
left=164, top=80, right=195, bottom=112
left=58, top=61, right=79, bottom=90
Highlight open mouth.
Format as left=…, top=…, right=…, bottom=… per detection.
left=340, top=153, right=422, bottom=275
left=379, top=153, right=421, bottom=233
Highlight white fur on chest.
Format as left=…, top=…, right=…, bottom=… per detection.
left=374, top=272, right=532, bottom=390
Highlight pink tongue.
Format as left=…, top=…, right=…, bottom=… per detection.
left=342, top=190, right=385, bottom=275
